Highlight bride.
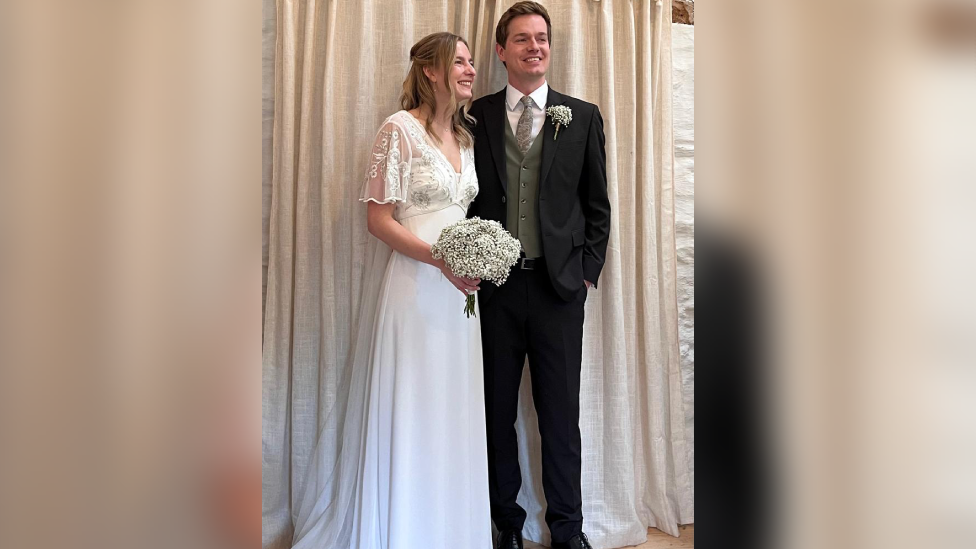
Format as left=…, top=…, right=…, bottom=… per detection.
left=290, top=32, right=492, bottom=549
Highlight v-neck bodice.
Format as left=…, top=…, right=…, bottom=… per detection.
left=360, top=111, right=479, bottom=221
left=402, top=112, right=464, bottom=175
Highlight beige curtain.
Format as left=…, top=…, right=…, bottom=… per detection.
left=262, top=1, right=689, bottom=548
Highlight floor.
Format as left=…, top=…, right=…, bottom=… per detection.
left=523, top=525, right=695, bottom=549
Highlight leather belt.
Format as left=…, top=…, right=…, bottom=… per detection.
left=518, top=256, right=544, bottom=270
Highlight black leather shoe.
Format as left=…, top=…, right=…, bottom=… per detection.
left=494, top=529, right=523, bottom=549
left=551, top=532, right=593, bottom=549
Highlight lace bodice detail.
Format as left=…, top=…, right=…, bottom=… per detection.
left=360, top=111, right=478, bottom=220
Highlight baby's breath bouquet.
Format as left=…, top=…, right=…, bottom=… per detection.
left=430, top=217, right=522, bottom=317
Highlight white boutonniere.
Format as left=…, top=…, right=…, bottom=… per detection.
left=546, top=105, right=572, bottom=140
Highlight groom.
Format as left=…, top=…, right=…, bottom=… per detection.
left=466, top=3, right=610, bottom=549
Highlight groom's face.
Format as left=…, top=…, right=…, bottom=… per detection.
left=496, top=14, right=550, bottom=82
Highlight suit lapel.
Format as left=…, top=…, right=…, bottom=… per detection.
left=482, top=89, right=509, bottom=196
left=539, top=88, right=565, bottom=189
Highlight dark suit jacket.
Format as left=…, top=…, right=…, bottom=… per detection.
left=466, top=87, right=611, bottom=302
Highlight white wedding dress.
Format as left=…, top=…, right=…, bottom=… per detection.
left=291, top=111, right=492, bottom=549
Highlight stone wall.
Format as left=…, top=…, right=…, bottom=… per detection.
left=673, top=0, right=694, bottom=25
left=672, top=22, right=695, bottom=512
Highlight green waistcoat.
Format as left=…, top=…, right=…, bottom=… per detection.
left=503, top=119, right=544, bottom=258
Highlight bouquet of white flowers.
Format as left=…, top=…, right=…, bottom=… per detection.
left=430, top=217, right=522, bottom=317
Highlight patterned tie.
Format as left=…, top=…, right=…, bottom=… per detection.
left=516, top=95, right=534, bottom=154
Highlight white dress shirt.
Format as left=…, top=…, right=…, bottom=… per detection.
left=505, top=81, right=548, bottom=142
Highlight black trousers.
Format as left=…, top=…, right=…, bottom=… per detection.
left=479, top=260, right=586, bottom=543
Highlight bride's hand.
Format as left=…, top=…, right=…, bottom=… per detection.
left=434, top=259, right=481, bottom=294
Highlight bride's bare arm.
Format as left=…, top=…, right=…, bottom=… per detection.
left=366, top=202, right=480, bottom=294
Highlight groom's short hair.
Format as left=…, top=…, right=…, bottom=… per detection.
left=495, top=1, right=552, bottom=47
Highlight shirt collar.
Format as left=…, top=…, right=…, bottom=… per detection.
left=505, top=81, right=549, bottom=112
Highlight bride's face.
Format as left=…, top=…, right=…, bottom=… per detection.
left=448, top=41, right=476, bottom=101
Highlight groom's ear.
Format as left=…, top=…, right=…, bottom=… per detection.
left=495, top=43, right=507, bottom=68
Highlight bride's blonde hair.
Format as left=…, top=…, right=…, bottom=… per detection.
left=400, top=32, right=475, bottom=148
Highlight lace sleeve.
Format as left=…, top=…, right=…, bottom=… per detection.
left=360, top=118, right=412, bottom=204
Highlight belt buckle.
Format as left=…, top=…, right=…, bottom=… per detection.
left=520, top=257, right=536, bottom=270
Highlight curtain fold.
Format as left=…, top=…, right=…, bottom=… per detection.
left=262, top=1, right=688, bottom=547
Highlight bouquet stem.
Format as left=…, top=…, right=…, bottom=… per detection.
left=464, top=294, right=477, bottom=318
